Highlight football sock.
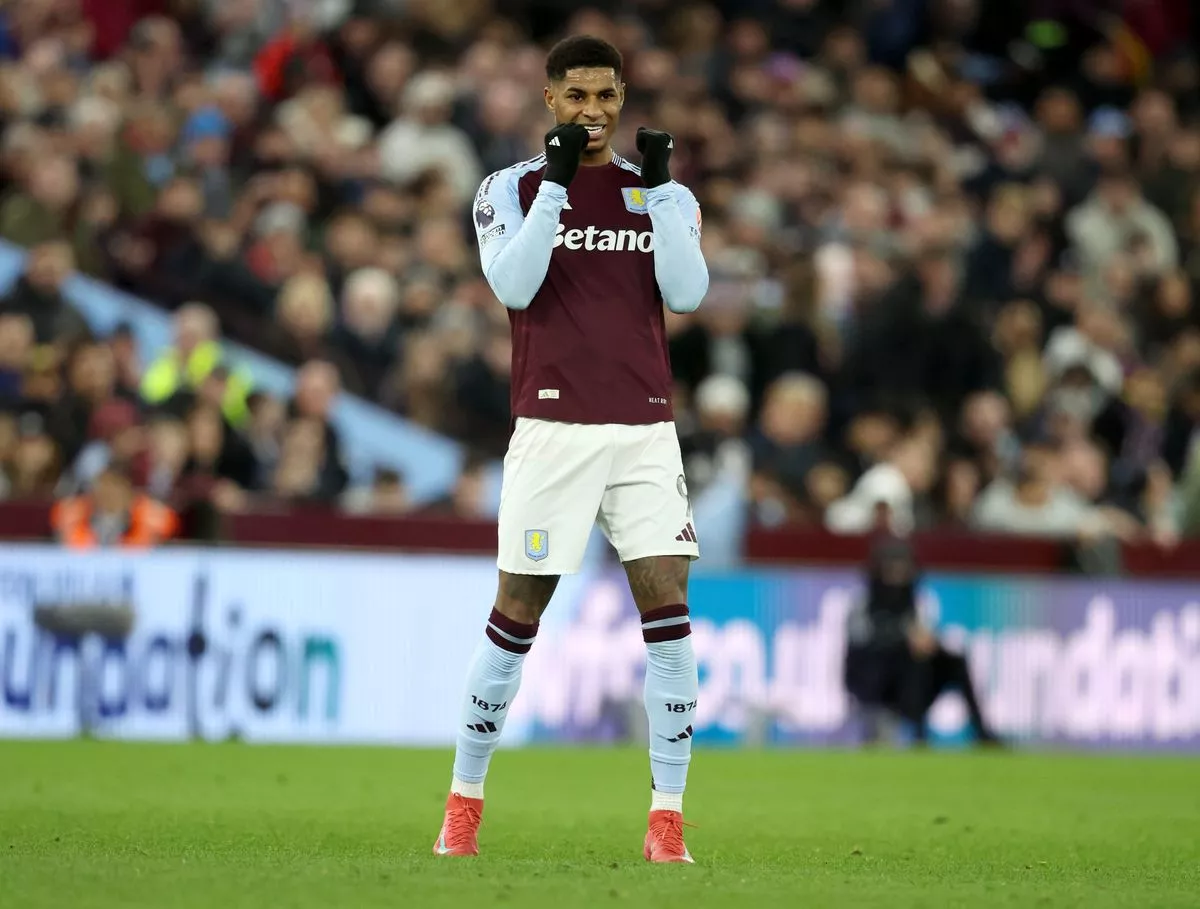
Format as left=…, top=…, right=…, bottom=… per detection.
left=642, top=604, right=698, bottom=806
left=451, top=608, right=538, bottom=794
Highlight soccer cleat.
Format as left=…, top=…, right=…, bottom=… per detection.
left=432, top=793, right=483, bottom=857
left=643, top=809, right=694, bottom=864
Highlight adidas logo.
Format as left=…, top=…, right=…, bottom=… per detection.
left=668, top=139, right=674, bottom=149
left=548, top=136, right=560, bottom=146
left=468, top=721, right=498, bottom=734
left=675, top=523, right=697, bottom=543
left=667, top=725, right=693, bottom=743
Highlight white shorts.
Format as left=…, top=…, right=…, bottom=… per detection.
left=497, top=418, right=699, bottom=575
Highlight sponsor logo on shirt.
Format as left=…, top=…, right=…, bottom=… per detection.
left=554, top=222, right=654, bottom=252
left=537, top=389, right=559, bottom=399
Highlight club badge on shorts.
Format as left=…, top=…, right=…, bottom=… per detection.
left=525, top=529, right=549, bottom=562
left=621, top=187, right=649, bottom=214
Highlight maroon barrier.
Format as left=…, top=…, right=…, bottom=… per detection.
left=2, top=502, right=1197, bottom=575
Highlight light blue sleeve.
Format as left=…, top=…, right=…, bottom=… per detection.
left=645, top=182, right=709, bottom=313
left=473, top=166, right=567, bottom=311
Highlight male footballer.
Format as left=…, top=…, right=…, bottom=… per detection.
left=434, top=35, right=708, bottom=863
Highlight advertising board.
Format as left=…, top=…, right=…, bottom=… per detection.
left=3, top=548, right=1198, bottom=750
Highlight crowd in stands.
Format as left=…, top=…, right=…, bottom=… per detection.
left=2, top=0, right=1200, bottom=545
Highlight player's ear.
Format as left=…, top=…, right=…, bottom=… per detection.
left=543, top=85, right=554, bottom=113
left=618, top=82, right=626, bottom=108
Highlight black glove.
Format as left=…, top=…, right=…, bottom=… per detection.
left=636, top=127, right=674, bottom=189
left=543, top=123, right=589, bottom=188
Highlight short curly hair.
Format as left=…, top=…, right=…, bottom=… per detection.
left=545, top=35, right=623, bottom=82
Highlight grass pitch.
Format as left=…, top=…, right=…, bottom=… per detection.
left=0, top=742, right=1197, bottom=908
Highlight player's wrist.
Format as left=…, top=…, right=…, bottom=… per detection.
left=641, top=165, right=671, bottom=189
left=538, top=179, right=570, bottom=198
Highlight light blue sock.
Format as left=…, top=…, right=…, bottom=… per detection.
left=642, top=604, right=698, bottom=807
left=451, top=609, right=537, bottom=796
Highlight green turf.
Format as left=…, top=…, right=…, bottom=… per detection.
left=0, top=742, right=1197, bottom=908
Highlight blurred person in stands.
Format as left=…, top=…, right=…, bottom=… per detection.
left=144, top=414, right=190, bottom=502
left=268, top=270, right=339, bottom=367
left=1066, top=166, right=1177, bottom=295
left=844, top=534, right=999, bottom=747
left=846, top=245, right=1001, bottom=424
left=179, top=401, right=256, bottom=494
left=289, top=359, right=348, bottom=497
left=377, top=70, right=482, bottom=205
left=419, top=451, right=491, bottom=519
left=956, top=390, right=1022, bottom=488
left=6, top=410, right=61, bottom=500
left=333, top=267, right=402, bottom=400
left=669, top=281, right=765, bottom=404
left=972, top=440, right=1123, bottom=542
left=108, top=322, right=142, bottom=399
left=270, top=416, right=330, bottom=502
left=0, top=314, right=34, bottom=404
left=341, top=467, right=411, bottom=515
left=0, top=411, right=15, bottom=499
left=0, top=154, right=82, bottom=252
left=49, top=341, right=123, bottom=467
left=452, top=322, right=512, bottom=457
left=827, top=434, right=938, bottom=536
left=322, top=213, right=382, bottom=294
left=51, top=463, right=178, bottom=549
left=64, top=398, right=147, bottom=494
left=751, top=372, right=830, bottom=494
left=679, top=374, right=752, bottom=501
left=178, top=104, right=235, bottom=218
left=243, top=391, right=286, bottom=488
left=141, top=302, right=251, bottom=426
left=0, top=241, right=90, bottom=348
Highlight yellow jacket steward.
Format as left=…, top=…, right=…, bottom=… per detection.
left=140, top=341, right=252, bottom=427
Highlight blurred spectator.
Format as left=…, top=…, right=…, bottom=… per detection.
left=751, top=371, right=829, bottom=498
left=846, top=247, right=1001, bottom=423
left=334, top=267, right=402, bottom=399
left=0, top=241, right=89, bottom=347
left=341, top=467, right=411, bottom=515
left=827, top=435, right=938, bottom=537
left=141, top=303, right=251, bottom=427
left=5, top=410, right=61, bottom=500
left=51, top=463, right=178, bottom=549
left=972, top=441, right=1107, bottom=540
left=65, top=398, right=146, bottom=494
left=680, top=373, right=753, bottom=500
left=0, top=314, right=33, bottom=404
left=377, top=71, right=482, bottom=204
left=1066, top=167, right=1177, bottom=295
left=420, top=452, right=491, bottom=518
left=288, top=359, right=348, bottom=498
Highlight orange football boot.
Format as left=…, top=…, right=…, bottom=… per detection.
left=643, top=809, right=694, bottom=864
left=432, top=793, right=483, bottom=856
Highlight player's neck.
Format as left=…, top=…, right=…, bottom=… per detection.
left=579, top=147, right=614, bottom=167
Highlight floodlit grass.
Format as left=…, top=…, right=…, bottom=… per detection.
left=1, top=741, right=1197, bottom=908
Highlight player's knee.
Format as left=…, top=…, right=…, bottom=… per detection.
left=624, top=555, right=689, bottom=613
left=494, top=571, right=559, bottom=624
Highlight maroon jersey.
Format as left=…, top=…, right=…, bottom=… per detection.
left=480, top=154, right=684, bottom=424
